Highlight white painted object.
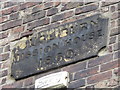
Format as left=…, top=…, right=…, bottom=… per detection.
left=35, top=71, right=69, bottom=88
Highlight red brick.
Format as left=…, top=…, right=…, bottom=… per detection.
left=113, top=42, right=120, bottom=51
left=0, top=32, right=8, bottom=39
left=61, top=18, right=76, bottom=24
left=68, top=79, right=85, bottom=88
left=62, top=61, right=86, bottom=73
left=88, top=54, right=113, bottom=68
left=52, top=11, right=74, bottom=22
left=0, top=47, right=3, bottom=54
left=1, top=5, right=19, bottom=15
left=87, top=71, right=112, bottom=84
left=84, top=0, right=97, bottom=5
left=110, top=5, right=116, bottom=12
left=114, top=51, right=120, bottom=59
left=44, top=2, right=54, bottom=10
left=34, top=22, right=60, bottom=33
left=0, top=69, right=8, bottom=78
left=47, top=7, right=58, bottom=16
left=0, top=53, right=9, bottom=61
left=114, top=67, right=120, bottom=76
left=109, top=36, right=116, bottom=44
left=62, top=15, right=86, bottom=24
left=75, top=4, right=98, bottom=15
left=111, top=12, right=120, bottom=20
left=23, top=11, right=46, bottom=23
left=9, top=12, right=19, bottom=20
left=1, top=19, right=22, bottom=31
left=27, top=18, right=50, bottom=30
left=12, top=80, right=23, bottom=88
left=100, top=60, right=119, bottom=72
left=54, top=2, right=61, bottom=7
left=32, top=4, right=44, bottom=13
left=0, top=16, right=8, bottom=24
left=20, top=31, right=34, bottom=38
left=118, top=3, right=120, bottom=11
left=24, top=77, right=34, bottom=86
left=74, top=66, right=99, bottom=80
left=110, top=27, right=120, bottom=36
left=10, top=26, right=24, bottom=35
left=1, top=60, right=10, bottom=69
left=110, top=20, right=116, bottom=28
left=61, top=2, right=83, bottom=11
left=19, top=2, right=38, bottom=10
left=108, top=45, right=113, bottom=52
left=102, top=1, right=119, bottom=7
left=3, top=2, right=18, bottom=8
left=119, top=35, right=120, bottom=42
left=117, top=18, right=120, bottom=26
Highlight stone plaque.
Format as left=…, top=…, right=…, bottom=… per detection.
left=11, top=14, right=108, bottom=79
left=35, top=71, right=69, bottom=88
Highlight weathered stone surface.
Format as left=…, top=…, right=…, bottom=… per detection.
left=11, top=14, right=108, bottom=79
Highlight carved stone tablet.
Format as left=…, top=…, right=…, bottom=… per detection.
left=11, top=14, right=108, bottom=79
left=35, top=71, right=69, bottom=88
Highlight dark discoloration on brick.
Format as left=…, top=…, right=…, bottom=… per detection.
left=87, top=71, right=112, bottom=84
left=114, top=51, right=120, bottom=59
left=27, top=18, right=50, bottom=30
left=1, top=5, right=19, bottom=16
left=109, top=36, right=116, bottom=44
left=88, top=54, right=113, bottom=68
left=20, top=31, right=34, bottom=38
left=61, top=2, right=83, bottom=11
left=101, top=60, right=119, bottom=72
left=47, top=7, right=58, bottom=16
left=0, top=48, right=3, bottom=54
left=1, top=19, right=22, bottom=31
left=10, top=12, right=19, bottom=20
left=44, top=2, right=54, bottom=10
left=32, top=4, right=44, bottom=13
left=23, top=11, right=46, bottom=24
left=0, top=16, right=8, bottom=24
left=74, top=66, right=99, bottom=80
left=68, top=79, right=85, bottom=88
left=110, top=27, right=120, bottom=36
left=113, top=42, right=120, bottom=51
left=62, top=61, right=86, bottom=73
left=19, top=2, right=38, bottom=10
left=75, top=4, right=98, bottom=15
left=52, top=11, right=74, bottom=22
left=24, top=77, right=34, bottom=86
left=114, top=67, right=120, bottom=76
left=3, top=2, right=18, bottom=9
left=111, top=12, right=120, bottom=20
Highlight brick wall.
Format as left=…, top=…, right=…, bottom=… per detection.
left=0, top=0, right=120, bottom=89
